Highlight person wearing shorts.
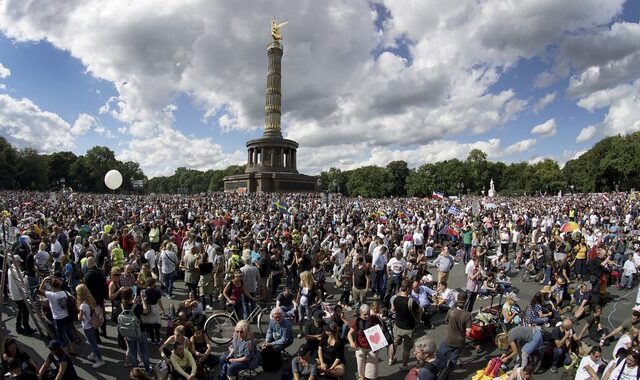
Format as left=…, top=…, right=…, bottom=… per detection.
left=348, top=304, right=381, bottom=380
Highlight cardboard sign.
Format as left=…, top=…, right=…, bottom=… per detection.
left=364, top=324, right=389, bottom=352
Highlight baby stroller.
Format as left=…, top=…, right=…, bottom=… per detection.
left=466, top=294, right=507, bottom=351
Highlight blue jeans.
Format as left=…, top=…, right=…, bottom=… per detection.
left=54, top=317, right=75, bottom=347
left=521, top=328, right=543, bottom=368
left=552, top=347, right=571, bottom=367
left=163, top=271, right=175, bottom=297
left=371, top=270, right=386, bottom=298
left=243, top=293, right=256, bottom=320
left=126, top=332, right=151, bottom=372
left=543, top=267, right=552, bottom=285
left=220, top=352, right=251, bottom=376
left=437, top=342, right=462, bottom=369
left=84, top=327, right=103, bottom=361
left=532, top=316, right=549, bottom=326
left=464, top=244, right=472, bottom=263
left=621, top=274, right=634, bottom=289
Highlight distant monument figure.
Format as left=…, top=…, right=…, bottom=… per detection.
left=223, top=19, right=318, bottom=193
left=488, top=178, right=496, bottom=198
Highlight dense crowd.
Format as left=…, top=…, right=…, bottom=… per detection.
left=1, top=189, right=640, bottom=380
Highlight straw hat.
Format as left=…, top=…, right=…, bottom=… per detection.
left=540, top=285, right=552, bottom=293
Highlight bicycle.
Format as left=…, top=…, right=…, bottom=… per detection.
left=204, top=301, right=271, bottom=345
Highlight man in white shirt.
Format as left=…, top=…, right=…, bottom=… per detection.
left=413, top=229, right=425, bottom=252
left=371, top=244, right=388, bottom=299
left=384, top=248, right=406, bottom=307
left=575, top=344, right=604, bottom=380
left=331, top=244, right=346, bottom=276
left=142, top=242, right=156, bottom=273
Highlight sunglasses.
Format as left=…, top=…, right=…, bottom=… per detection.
left=235, top=330, right=244, bottom=333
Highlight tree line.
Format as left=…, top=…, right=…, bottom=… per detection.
left=1, top=132, right=639, bottom=196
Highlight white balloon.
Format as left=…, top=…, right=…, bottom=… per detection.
left=104, top=169, right=123, bottom=190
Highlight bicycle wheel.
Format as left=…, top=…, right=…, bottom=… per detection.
left=257, top=310, right=271, bottom=336
left=205, top=312, right=236, bottom=345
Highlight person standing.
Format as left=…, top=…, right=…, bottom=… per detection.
left=160, top=243, right=179, bottom=299
left=437, top=292, right=471, bottom=370
left=182, top=245, right=201, bottom=295
left=464, top=255, right=482, bottom=312
left=384, top=248, right=406, bottom=308
left=39, top=275, right=77, bottom=356
left=371, top=245, right=388, bottom=299
left=240, top=254, right=260, bottom=320
left=348, top=304, right=382, bottom=380
left=75, top=284, right=105, bottom=368
left=8, top=256, right=35, bottom=335
left=431, top=246, right=454, bottom=285
left=120, top=286, right=152, bottom=374
left=352, top=255, right=370, bottom=313
left=390, top=279, right=422, bottom=371
left=83, top=257, right=108, bottom=339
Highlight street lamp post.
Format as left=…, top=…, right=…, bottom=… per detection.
left=481, top=185, right=485, bottom=197
left=570, top=184, right=575, bottom=194
left=615, top=181, right=620, bottom=192
left=457, top=181, right=464, bottom=200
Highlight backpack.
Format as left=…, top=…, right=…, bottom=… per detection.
left=59, top=292, right=79, bottom=321
left=118, top=308, right=141, bottom=338
left=90, top=306, right=105, bottom=329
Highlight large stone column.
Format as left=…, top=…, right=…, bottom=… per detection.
left=263, top=42, right=283, bottom=138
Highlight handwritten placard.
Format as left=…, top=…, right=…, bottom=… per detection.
left=364, top=324, right=389, bottom=352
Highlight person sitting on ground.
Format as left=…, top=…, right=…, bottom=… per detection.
left=170, top=340, right=197, bottom=380
left=410, top=280, right=437, bottom=329
left=161, top=325, right=195, bottom=359
left=190, top=326, right=219, bottom=370
left=602, top=347, right=640, bottom=380
left=303, top=310, right=327, bottom=352
left=435, top=281, right=457, bottom=313
left=291, top=343, right=318, bottom=380
left=495, top=268, right=513, bottom=293
left=572, top=282, right=592, bottom=319
left=528, top=292, right=552, bottom=327
left=317, top=322, right=346, bottom=379
left=502, top=292, right=522, bottom=326
left=549, top=277, right=570, bottom=311
left=1, top=338, right=38, bottom=376
left=261, top=306, right=294, bottom=354
left=603, top=310, right=640, bottom=344
left=577, top=306, right=610, bottom=346
left=575, top=346, right=603, bottom=380
left=37, top=340, right=79, bottom=380
left=550, top=319, right=579, bottom=373
left=276, top=285, right=296, bottom=318
left=612, top=326, right=640, bottom=359
left=479, top=272, right=498, bottom=299
left=6, top=356, right=38, bottom=380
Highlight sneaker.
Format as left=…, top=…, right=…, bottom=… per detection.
left=388, top=358, right=396, bottom=366
left=88, top=353, right=96, bottom=361
left=166, top=295, right=172, bottom=300
left=550, top=366, right=558, bottom=373
left=206, top=305, right=213, bottom=310
left=92, top=359, right=105, bottom=368
left=297, top=333, right=303, bottom=339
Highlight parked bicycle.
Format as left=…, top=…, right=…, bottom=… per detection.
left=204, top=301, right=271, bottom=345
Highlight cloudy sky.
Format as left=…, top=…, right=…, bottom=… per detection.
left=0, top=0, right=639, bottom=177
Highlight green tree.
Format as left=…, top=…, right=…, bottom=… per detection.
left=346, top=166, right=393, bottom=197
left=84, top=146, right=118, bottom=191
left=386, top=160, right=410, bottom=196
left=406, top=164, right=436, bottom=197
left=0, top=137, right=19, bottom=189
left=17, top=148, right=49, bottom=190
left=48, top=151, right=78, bottom=187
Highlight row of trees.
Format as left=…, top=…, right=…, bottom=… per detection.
left=0, top=137, right=144, bottom=193
left=1, top=132, right=639, bottom=197
left=319, top=132, right=640, bottom=197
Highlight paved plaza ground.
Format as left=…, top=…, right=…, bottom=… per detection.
left=2, top=258, right=636, bottom=379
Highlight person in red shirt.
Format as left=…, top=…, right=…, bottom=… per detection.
left=348, top=304, right=383, bottom=380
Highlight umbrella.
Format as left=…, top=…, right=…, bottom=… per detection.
left=560, top=221, right=579, bottom=233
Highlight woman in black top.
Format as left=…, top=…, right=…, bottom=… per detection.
left=318, top=322, right=346, bottom=378
left=197, top=254, right=214, bottom=310
left=190, top=326, right=219, bottom=368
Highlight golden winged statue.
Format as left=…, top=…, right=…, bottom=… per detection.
left=271, top=17, right=288, bottom=41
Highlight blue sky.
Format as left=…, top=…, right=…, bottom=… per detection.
left=0, top=0, right=638, bottom=176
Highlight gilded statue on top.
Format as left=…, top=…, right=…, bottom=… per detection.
left=271, top=17, right=288, bottom=41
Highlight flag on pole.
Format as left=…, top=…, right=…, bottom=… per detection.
left=432, top=191, right=444, bottom=200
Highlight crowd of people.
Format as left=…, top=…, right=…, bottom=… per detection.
left=1, top=189, right=640, bottom=380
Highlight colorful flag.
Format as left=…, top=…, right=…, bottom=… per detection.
left=448, top=205, right=460, bottom=216
left=273, top=200, right=288, bottom=212
left=432, top=191, right=444, bottom=200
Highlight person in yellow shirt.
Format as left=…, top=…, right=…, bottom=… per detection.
left=170, top=340, right=197, bottom=380
left=574, top=239, right=587, bottom=280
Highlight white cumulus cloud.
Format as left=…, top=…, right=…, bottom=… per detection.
left=70, top=113, right=97, bottom=135
left=530, top=119, right=557, bottom=138
left=502, top=138, right=537, bottom=156
left=0, top=63, right=10, bottom=78
left=533, top=92, right=557, bottom=113
left=576, top=125, right=598, bottom=143
left=0, top=93, right=74, bottom=152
